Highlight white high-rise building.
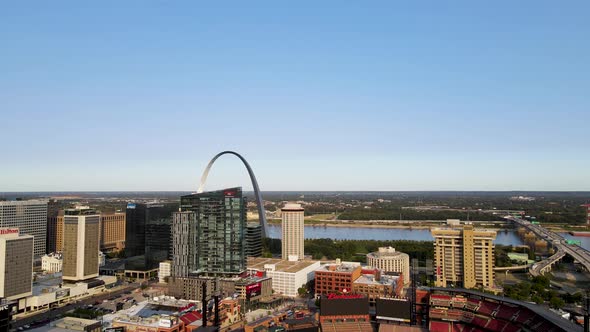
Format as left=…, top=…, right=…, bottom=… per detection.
left=281, top=203, right=304, bottom=260
left=0, top=200, right=48, bottom=258
left=62, top=207, right=100, bottom=282
left=0, top=228, right=34, bottom=300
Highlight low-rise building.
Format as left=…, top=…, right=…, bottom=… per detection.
left=314, top=261, right=362, bottom=296
left=247, top=257, right=321, bottom=297
left=234, top=277, right=272, bottom=303
left=352, top=268, right=403, bottom=304
left=17, top=275, right=117, bottom=314
left=41, top=253, right=63, bottom=273
left=112, top=314, right=185, bottom=332
left=30, top=317, right=102, bottom=332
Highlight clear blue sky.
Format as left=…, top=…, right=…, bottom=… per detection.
left=1, top=2, right=589, bottom=191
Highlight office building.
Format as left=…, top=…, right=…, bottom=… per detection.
left=171, top=211, right=198, bottom=277
left=178, top=187, right=246, bottom=277
left=62, top=207, right=100, bottom=282
left=431, top=224, right=497, bottom=289
left=125, top=203, right=177, bottom=269
left=366, top=246, right=410, bottom=283
left=314, top=261, right=362, bottom=296
left=245, top=222, right=262, bottom=258
left=46, top=199, right=61, bottom=254
left=0, top=200, right=48, bottom=258
left=41, top=253, right=63, bottom=273
left=281, top=203, right=304, bottom=260
left=247, top=257, right=321, bottom=297
left=99, top=212, right=125, bottom=252
left=584, top=204, right=590, bottom=225
left=0, top=228, right=34, bottom=301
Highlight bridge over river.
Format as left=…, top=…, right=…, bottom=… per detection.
left=504, top=216, right=590, bottom=276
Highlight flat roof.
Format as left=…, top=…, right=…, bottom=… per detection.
left=354, top=274, right=399, bottom=286
left=316, top=263, right=360, bottom=273
left=247, top=257, right=319, bottom=273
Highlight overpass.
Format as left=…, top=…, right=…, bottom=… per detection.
left=504, top=216, right=590, bottom=276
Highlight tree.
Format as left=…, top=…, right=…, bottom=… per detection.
left=297, top=286, right=307, bottom=296
left=531, top=295, right=544, bottom=304
left=549, top=296, right=565, bottom=309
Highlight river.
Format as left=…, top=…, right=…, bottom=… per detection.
left=267, top=224, right=524, bottom=246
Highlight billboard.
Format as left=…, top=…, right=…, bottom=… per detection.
left=105, top=328, right=125, bottom=332
left=376, top=298, right=412, bottom=323
left=320, top=295, right=369, bottom=316
left=246, top=282, right=261, bottom=300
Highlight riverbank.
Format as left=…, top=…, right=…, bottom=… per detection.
left=268, top=218, right=511, bottom=230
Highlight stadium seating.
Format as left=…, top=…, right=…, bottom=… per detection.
left=513, top=309, right=535, bottom=324
left=470, top=315, right=490, bottom=327
left=430, top=321, right=452, bottom=332
left=431, top=294, right=453, bottom=307
left=477, top=301, right=499, bottom=316
left=500, top=324, right=521, bottom=332
left=494, top=304, right=519, bottom=321
left=321, top=321, right=374, bottom=332
left=465, top=298, right=480, bottom=311
left=485, top=318, right=507, bottom=331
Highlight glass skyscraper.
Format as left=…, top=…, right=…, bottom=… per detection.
left=125, top=202, right=178, bottom=270
left=178, top=187, right=246, bottom=277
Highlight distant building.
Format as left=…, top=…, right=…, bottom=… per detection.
left=0, top=200, right=48, bottom=258
left=125, top=202, right=178, bottom=269
left=41, top=253, right=63, bottom=273
left=99, top=212, right=125, bottom=252
left=178, top=187, right=246, bottom=277
left=366, top=246, right=410, bottom=283
left=99, top=251, right=105, bottom=267
left=245, top=222, right=262, bottom=258
left=247, top=257, right=321, bottom=297
left=314, top=261, right=362, bottom=296
left=46, top=199, right=61, bottom=254
left=281, top=203, right=304, bottom=261
left=584, top=204, right=590, bottom=225
left=47, top=215, right=64, bottom=253
left=0, top=228, right=34, bottom=300
left=62, top=207, right=100, bottom=282
left=159, top=261, right=171, bottom=283
left=431, top=224, right=496, bottom=289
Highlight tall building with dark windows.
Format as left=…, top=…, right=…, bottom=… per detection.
left=125, top=202, right=178, bottom=270
left=245, top=222, right=262, bottom=258
left=177, top=187, right=246, bottom=277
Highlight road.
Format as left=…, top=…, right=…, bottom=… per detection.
left=505, top=216, right=590, bottom=276
left=12, top=284, right=139, bottom=330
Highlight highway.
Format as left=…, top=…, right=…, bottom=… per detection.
left=504, top=216, right=590, bottom=276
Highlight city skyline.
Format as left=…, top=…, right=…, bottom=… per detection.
left=2, top=2, right=589, bottom=191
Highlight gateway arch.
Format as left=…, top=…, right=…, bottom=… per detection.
left=197, top=151, right=269, bottom=237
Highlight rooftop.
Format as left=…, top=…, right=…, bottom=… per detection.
left=353, top=273, right=400, bottom=286
left=281, top=203, right=304, bottom=211
left=316, top=262, right=361, bottom=273
left=247, top=257, right=319, bottom=273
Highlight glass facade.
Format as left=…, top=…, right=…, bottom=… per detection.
left=126, top=203, right=178, bottom=270
left=180, top=187, right=246, bottom=277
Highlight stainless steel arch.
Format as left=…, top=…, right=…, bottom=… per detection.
left=197, top=151, right=268, bottom=237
